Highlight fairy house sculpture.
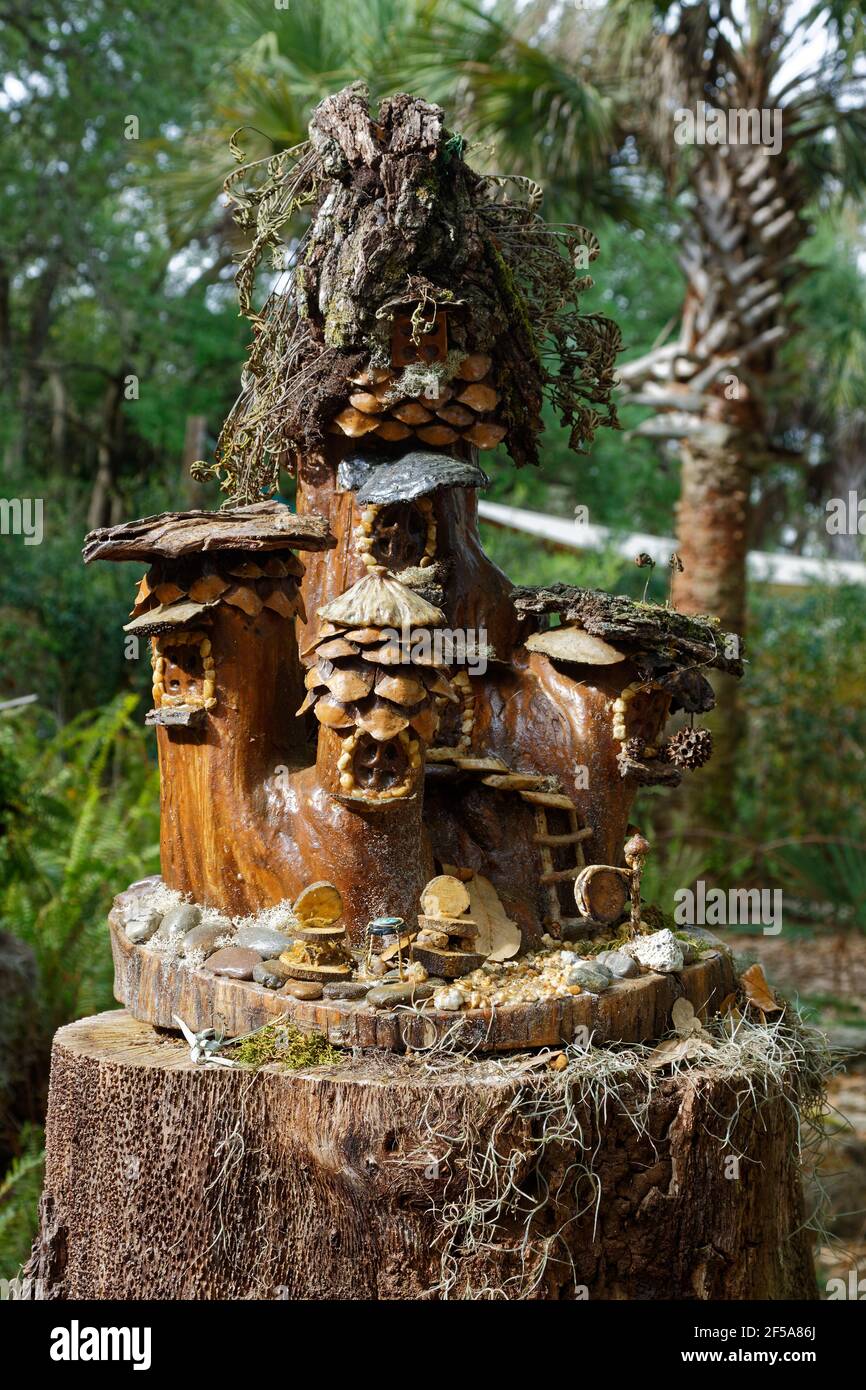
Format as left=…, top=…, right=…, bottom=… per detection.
left=35, top=82, right=821, bottom=1311
left=86, top=82, right=743, bottom=1044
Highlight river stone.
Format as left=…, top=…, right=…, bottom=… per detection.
left=125, top=910, right=163, bottom=946
left=235, top=925, right=296, bottom=957
left=157, top=903, right=201, bottom=942
left=205, top=946, right=261, bottom=980
left=595, top=949, right=640, bottom=980
left=323, top=981, right=372, bottom=1000
left=279, top=980, right=323, bottom=1000
left=183, top=922, right=232, bottom=958
left=253, top=959, right=293, bottom=989
left=367, top=981, right=436, bottom=1009
left=629, top=928, right=684, bottom=974
left=565, top=961, right=613, bottom=992
left=115, top=876, right=162, bottom=917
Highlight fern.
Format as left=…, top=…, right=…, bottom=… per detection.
left=0, top=696, right=160, bottom=1033
left=0, top=1124, right=45, bottom=1281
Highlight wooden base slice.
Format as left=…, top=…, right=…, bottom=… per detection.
left=292, top=925, right=348, bottom=941
left=278, top=958, right=353, bottom=982
left=417, top=913, right=477, bottom=938
left=109, top=913, right=738, bottom=1052
left=411, top=945, right=487, bottom=978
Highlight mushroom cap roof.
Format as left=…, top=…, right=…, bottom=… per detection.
left=337, top=451, right=489, bottom=505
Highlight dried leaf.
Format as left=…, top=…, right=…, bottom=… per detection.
left=741, top=963, right=782, bottom=1013
left=465, top=872, right=520, bottom=961
left=646, top=1037, right=704, bottom=1070
left=671, top=998, right=702, bottom=1037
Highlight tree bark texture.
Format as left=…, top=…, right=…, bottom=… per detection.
left=27, top=1010, right=817, bottom=1301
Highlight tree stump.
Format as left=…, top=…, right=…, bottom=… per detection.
left=27, top=1010, right=818, bottom=1301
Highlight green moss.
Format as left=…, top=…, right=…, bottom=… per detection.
left=641, top=903, right=676, bottom=934
left=229, top=1022, right=341, bottom=1070
left=488, top=241, right=537, bottom=356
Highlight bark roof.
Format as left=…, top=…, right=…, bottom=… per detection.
left=511, top=583, right=744, bottom=679
left=83, top=501, right=334, bottom=564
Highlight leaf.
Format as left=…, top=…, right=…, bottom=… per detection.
left=741, top=963, right=782, bottom=1014
left=671, top=997, right=703, bottom=1037
left=466, top=873, right=521, bottom=961
left=646, top=1035, right=710, bottom=1070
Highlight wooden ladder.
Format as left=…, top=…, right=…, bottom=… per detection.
left=520, top=789, right=592, bottom=935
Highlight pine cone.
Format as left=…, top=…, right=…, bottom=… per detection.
left=664, top=726, right=713, bottom=770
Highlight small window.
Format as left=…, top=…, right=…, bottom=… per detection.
left=162, top=644, right=204, bottom=705
left=391, top=309, right=448, bottom=368
left=369, top=502, right=429, bottom=569
left=352, top=733, right=409, bottom=793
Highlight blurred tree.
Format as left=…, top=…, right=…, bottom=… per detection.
left=607, top=0, right=866, bottom=635
left=0, top=0, right=242, bottom=525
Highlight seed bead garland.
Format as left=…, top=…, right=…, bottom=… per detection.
left=455, top=671, right=475, bottom=749
left=354, top=505, right=380, bottom=573
left=610, top=680, right=644, bottom=745
left=150, top=639, right=165, bottom=706
left=609, top=679, right=663, bottom=755
left=428, top=670, right=475, bottom=760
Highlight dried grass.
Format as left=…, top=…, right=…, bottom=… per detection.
left=392, top=1007, right=836, bottom=1300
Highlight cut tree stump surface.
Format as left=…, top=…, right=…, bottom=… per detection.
left=26, top=1010, right=818, bottom=1300
left=110, top=916, right=738, bottom=1052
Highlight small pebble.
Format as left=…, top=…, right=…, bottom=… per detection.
left=117, top=876, right=162, bottom=912
left=183, top=922, right=231, bottom=959
left=125, top=910, right=163, bottom=945
left=367, top=982, right=435, bottom=1009
left=323, top=981, right=372, bottom=1000
left=205, top=946, right=262, bottom=980
left=433, top=986, right=464, bottom=1011
left=235, top=925, right=296, bottom=957
left=253, top=959, right=293, bottom=989
left=157, top=903, right=201, bottom=942
left=280, top=980, right=323, bottom=1000
left=565, top=962, right=613, bottom=993
left=628, top=928, right=684, bottom=974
